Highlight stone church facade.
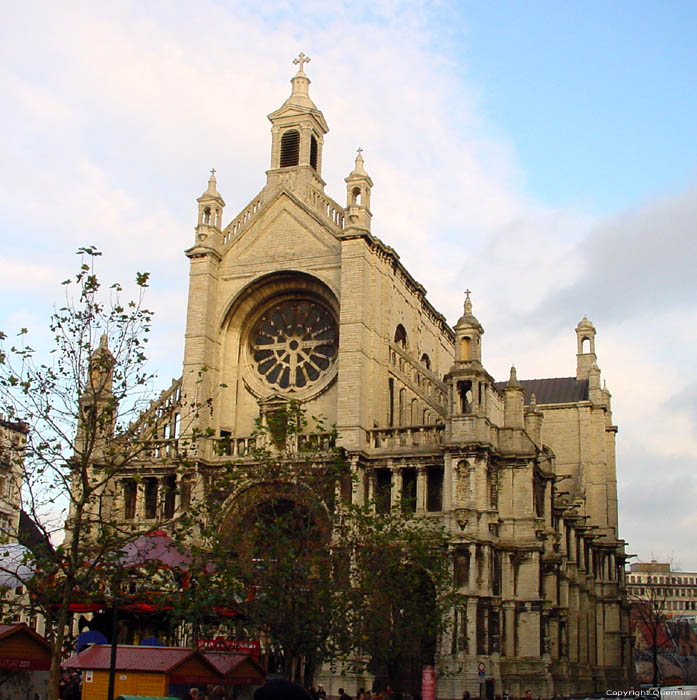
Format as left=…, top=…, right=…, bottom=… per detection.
left=114, top=58, right=631, bottom=697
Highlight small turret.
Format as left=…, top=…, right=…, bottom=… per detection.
left=576, top=316, right=597, bottom=380
left=195, top=169, right=226, bottom=245
left=88, top=334, right=115, bottom=393
left=504, top=365, right=525, bottom=428
left=454, top=290, right=484, bottom=364
left=78, top=335, right=117, bottom=454
left=588, top=361, right=603, bottom=403
left=344, top=148, right=373, bottom=233
left=524, top=392, right=543, bottom=446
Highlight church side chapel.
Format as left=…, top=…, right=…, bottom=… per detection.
left=102, top=55, right=631, bottom=697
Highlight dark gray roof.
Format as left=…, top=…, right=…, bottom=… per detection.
left=494, top=377, right=589, bottom=405
left=18, top=511, right=53, bottom=557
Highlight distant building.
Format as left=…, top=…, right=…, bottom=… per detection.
left=627, top=561, right=697, bottom=619
left=0, top=417, right=48, bottom=635
left=0, top=417, right=26, bottom=540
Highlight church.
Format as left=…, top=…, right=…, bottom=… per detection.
left=117, top=55, right=631, bottom=697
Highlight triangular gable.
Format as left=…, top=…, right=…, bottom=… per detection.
left=225, top=655, right=265, bottom=681
left=0, top=623, right=50, bottom=670
left=202, top=652, right=266, bottom=686
left=224, top=191, right=341, bottom=266
left=168, top=650, right=221, bottom=677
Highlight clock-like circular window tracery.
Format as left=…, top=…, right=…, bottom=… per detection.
left=249, top=299, right=338, bottom=392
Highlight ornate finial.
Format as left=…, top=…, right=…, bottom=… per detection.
left=293, top=52, right=311, bottom=74
left=99, top=334, right=108, bottom=349
left=464, top=289, right=472, bottom=315
left=530, top=392, right=537, bottom=406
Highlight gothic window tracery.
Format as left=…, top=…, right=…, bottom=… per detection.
left=250, top=299, right=338, bottom=393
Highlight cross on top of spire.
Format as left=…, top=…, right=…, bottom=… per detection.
left=464, top=289, right=473, bottom=315
left=210, top=168, right=216, bottom=177
left=357, top=147, right=363, bottom=157
left=293, top=52, right=311, bottom=74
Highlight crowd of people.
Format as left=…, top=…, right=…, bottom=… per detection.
left=58, top=670, right=82, bottom=700
left=305, top=684, right=421, bottom=700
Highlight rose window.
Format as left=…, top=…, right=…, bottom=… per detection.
left=250, top=300, right=338, bottom=392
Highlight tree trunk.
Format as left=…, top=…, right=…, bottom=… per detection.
left=47, top=581, right=73, bottom=700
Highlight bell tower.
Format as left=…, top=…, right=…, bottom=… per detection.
left=575, top=316, right=597, bottom=380
left=266, top=53, right=329, bottom=199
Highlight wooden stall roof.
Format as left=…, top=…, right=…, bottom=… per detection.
left=202, top=652, right=266, bottom=684
left=63, top=645, right=218, bottom=677
left=0, top=623, right=50, bottom=670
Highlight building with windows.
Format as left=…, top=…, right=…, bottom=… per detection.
left=97, top=56, right=631, bottom=697
left=627, top=562, right=697, bottom=620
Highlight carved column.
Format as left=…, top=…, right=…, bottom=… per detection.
left=416, top=467, right=427, bottom=512
left=391, top=466, right=402, bottom=511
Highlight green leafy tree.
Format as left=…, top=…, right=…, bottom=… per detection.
left=0, top=248, right=181, bottom=700
left=179, top=402, right=460, bottom=688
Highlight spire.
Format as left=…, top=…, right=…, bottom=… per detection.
left=454, top=289, right=482, bottom=331
left=88, top=334, right=115, bottom=393
left=271, top=52, right=325, bottom=117
left=504, top=364, right=524, bottom=428
left=507, top=365, right=521, bottom=388
left=350, top=147, right=369, bottom=177
left=204, top=168, right=219, bottom=196
left=464, top=288, right=473, bottom=315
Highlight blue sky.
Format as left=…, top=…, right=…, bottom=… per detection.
left=450, top=1, right=697, bottom=211
left=1, top=0, right=696, bottom=567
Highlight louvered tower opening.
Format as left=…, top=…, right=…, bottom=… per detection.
left=280, top=130, right=300, bottom=167
left=310, top=134, right=318, bottom=170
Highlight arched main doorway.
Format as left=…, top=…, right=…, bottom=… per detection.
left=221, top=488, right=332, bottom=683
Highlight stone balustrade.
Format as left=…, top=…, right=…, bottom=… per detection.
left=223, top=195, right=263, bottom=244
left=309, top=188, right=345, bottom=229
left=367, top=424, right=444, bottom=450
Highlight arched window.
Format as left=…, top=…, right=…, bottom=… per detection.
left=202, top=206, right=211, bottom=224
left=460, top=336, right=471, bottom=361
left=421, top=353, right=431, bottom=370
left=581, top=336, right=591, bottom=353
left=280, top=130, right=300, bottom=167
left=310, top=134, right=318, bottom=170
left=351, top=186, right=361, bottom=205
left=394, top=324, right=408, bottom=349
